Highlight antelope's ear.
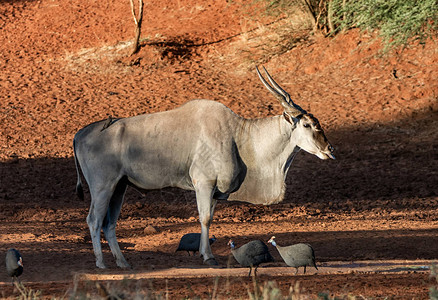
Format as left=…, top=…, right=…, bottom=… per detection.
left=283, top=110, right=303, bottom=126
left=283, top=112, right=296, bottom=125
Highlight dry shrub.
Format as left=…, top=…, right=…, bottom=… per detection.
left=214, top=14, right=312, bottom=71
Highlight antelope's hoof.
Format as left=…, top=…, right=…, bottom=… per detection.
left=116, top=260, right=132, bottom=269
left=96, top=262, right=107, bottom=269
left=204, top=258, right=218, bottom=266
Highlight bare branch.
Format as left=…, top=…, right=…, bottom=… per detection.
left=129, top=0, right=144, bottom=56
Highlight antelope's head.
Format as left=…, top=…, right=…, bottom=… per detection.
left=257, top=66, right=335, bottom=160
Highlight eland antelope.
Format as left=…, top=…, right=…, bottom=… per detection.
left=73, top=67, right=335, bottom=268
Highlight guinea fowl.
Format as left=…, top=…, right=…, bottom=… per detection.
left=228, top=239, right=274, bottom=276
left=6, top=248, right=23, bottom=282
left=267, top=236, right=318, bottom=274
left=176, top=233, right=217, bottom=256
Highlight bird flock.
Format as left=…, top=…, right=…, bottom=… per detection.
left=176, top=233, right=318, bottom=277
left=4, top=235, right=316, bottom=283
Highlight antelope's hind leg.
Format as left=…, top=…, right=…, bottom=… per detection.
left=87, top=175, right=125, bottom=269
left=87, top=189, right=112, bottom=269
left=102, top=177, right=131, bottom=268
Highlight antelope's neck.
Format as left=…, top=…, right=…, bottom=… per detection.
left=230, top=116, right=300, bottom=205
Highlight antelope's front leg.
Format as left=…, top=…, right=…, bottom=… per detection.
left=194, top=182, right=218, bottom=265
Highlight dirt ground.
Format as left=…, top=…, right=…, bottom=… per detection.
left=1, top=0, right=438, bottom=298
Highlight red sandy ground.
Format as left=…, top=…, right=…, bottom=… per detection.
left=0, top=0, right=437, bottom=298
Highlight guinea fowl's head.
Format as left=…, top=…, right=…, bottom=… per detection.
left=267, top=236, right=277, bottom=247
left=18, top=256, right=23, bottom=267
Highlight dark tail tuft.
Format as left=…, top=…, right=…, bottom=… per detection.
left=76, top=181, right=84, bottom=200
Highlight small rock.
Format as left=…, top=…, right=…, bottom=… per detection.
left=143, top=225, right=158, bottom=235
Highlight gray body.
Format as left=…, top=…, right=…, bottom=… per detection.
left=229, top=240, right=274, bottom=276
left=6, top=248, right=23, bottom=280
left=176, top=233, right=216, bottom=255
left=268, top=237, right=317, bottom=274
left=73, top=67, right=335, bottom=268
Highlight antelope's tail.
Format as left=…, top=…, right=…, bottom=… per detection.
left=73, top=138, right=84, bottom=200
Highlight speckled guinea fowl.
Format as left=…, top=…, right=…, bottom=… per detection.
left=228, top=239, right=274, bottom=276
left=176, top=233, right=217, bottom=256
left=267, top=236, right=318, bottom=274
left=6, top=248, right=23, bottom=282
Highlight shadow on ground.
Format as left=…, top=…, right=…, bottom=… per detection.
left=1, top=110, right=436, bottom=211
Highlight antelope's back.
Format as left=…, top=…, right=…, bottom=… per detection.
left=74, top=100, right=244, bottom=191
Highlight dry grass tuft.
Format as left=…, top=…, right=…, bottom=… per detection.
left=63, top=41, right=135, bottom=74
left=211, top=13, right=312, bottom=73
left=12, top=281, right=42, bottom=300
